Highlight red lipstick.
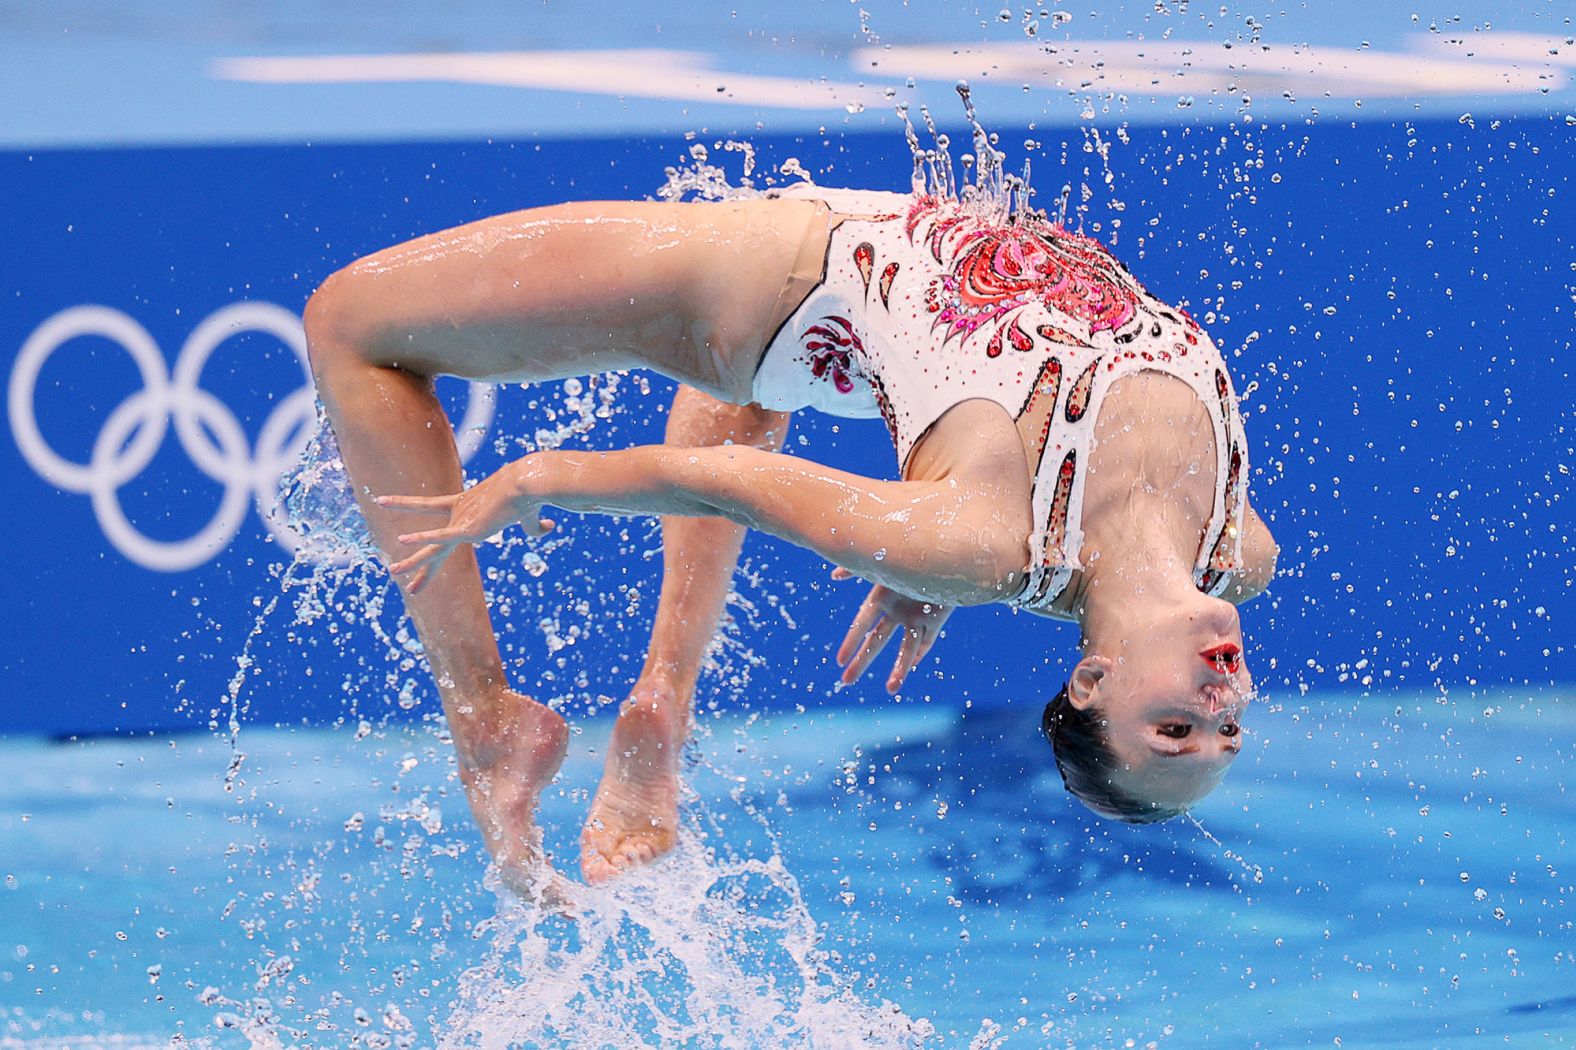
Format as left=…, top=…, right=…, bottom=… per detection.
left=1201, top=643, right=1241, bottom=674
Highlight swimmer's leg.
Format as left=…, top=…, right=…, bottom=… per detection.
left=581, top=389, right=791, bottom=884
left=304, top=294, right=569, bottom=899
left=300, top=199, right=821, bottom=396
left=303, top=197, right=815, bottom=894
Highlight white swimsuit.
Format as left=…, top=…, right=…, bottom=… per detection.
left=753, top=185, right=1248, bottom=617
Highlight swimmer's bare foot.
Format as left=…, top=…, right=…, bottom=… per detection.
left=453, top=690, right=570, bottom=903
left=580, top=682, right=688, bottom=884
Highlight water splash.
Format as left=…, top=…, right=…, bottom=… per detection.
left=443, top=805, right=933, bottom=1049
left=657, top=140, right=766, bottom=202
left=656, top=139, right=825, bottom=204
left=277, top=416, right=378, bottom=567
left=1185, top=813, right=1267, bottom=890
left=898, top=83, right=1035, bottom=226
left=191, top=373, right=940, bottom=1044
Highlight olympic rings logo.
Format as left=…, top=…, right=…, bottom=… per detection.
left=8, top=303, right=494, bottom=572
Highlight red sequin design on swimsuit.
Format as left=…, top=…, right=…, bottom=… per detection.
left=1064, top=360, right=1101, bottom=423
left=1019, top=450, right=1079, bottom=608
left=800, top=316, right=864, bottom=394
left=1013, top=357, right=1064, bottom=473
left=878, top=262, right=899, bottom=309
left=906, top=196, right=1145, bottom=355
left=854, top=242, right=875, bottom=294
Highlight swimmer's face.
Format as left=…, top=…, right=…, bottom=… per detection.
left=1069, top=594, right=1252, bottom=812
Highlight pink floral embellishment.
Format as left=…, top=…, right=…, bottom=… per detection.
left=802, top=315, right=865, bottom=394
left=905, top=195, right=1148, bottom=351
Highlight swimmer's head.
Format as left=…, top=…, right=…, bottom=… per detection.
left=1043, top=592, right=1251, bottom=822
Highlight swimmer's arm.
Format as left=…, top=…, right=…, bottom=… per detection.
left=384, top=445, right=1024, bottom=607
left=640, top=388, right=792, bottom=694
left=1223, top=503, right=1278, bottom=604
left=620, top=445, right=1022, bottom=606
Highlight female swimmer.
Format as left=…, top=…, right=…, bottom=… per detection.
left=303, top=184, right=1278, bottom=888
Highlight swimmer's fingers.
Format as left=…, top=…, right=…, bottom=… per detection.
left=886, top=624, right=942, bottom=694
left=396, top=525, right=473, bottom=547
left=374, top=493, right=460, bottom=515
left=406, top=548, right=458, bottom=593
left=885, top=602, right=952, bottom=692
left=829, top=566, right=855, bottom=582
left=388, top=541, right=458, bottom=583
left=886, top=630, right=924, bottom=694
left=842, top=618, right=899, bottom=685
left=836, top=593, right=885, bottom=668
left=520, top=516, right=557, bottom=539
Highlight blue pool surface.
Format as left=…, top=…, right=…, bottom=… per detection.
left=2, top=693, right=1572, bottom=1047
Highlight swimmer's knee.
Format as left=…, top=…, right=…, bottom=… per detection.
left=303, top=266, right=374, bottom=377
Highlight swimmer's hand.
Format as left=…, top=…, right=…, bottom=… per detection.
left=376, top=469, right=555, bottom=593
left=831, top=566, right=952, bottom=694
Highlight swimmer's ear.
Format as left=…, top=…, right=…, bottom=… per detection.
left=1067, top=655, right=1112, bottom=711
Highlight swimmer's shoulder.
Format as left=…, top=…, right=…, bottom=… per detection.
left=1225, top=502, right=1278, bottom=604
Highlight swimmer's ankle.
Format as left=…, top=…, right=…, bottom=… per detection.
left=443, top=678, right=538, bottom=720
left=625, top=673, right=695, bottom=725
left=631, top=659, right=699, bottom=702
left=445, top=686, right=566, bottom=774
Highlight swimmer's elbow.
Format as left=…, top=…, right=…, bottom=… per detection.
left=959, top=528, right=1032, bottom=604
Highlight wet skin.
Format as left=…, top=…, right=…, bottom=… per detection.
left=1066, top=591, right=1254, bottom=812
left=1052, top=369, right=1274, bottom=814
left=310, top=198, right=1279, bottom=894
left=308, top=200, right=1029, bottom=890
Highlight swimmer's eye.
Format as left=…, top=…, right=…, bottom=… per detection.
left=1219, top=723, right=1241, bottom=738
left=1157, top=723, right=1192, bottom=739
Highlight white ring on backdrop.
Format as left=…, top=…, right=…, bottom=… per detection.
left=8, top=302, right=496, bottom=572
left=10, top=306, right=171, bottom=491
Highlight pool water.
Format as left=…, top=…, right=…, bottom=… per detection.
left=2, top=693, right=1572, bottom=1047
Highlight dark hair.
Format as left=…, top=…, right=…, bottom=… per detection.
left=1041, top=685, right=1187, bottom=825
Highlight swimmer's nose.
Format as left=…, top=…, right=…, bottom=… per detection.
left=1204, top=682, right=1248, bottom=718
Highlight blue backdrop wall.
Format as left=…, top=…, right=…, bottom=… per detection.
left=3, top=117, right=1571, bottom=737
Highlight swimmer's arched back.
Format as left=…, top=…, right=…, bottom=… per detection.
left=303, top=182, right=1275, bottom=890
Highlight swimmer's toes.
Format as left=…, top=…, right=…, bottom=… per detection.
left=496, top=854, right=577, bottom=912
left=579, top=832, right=666, bottom=883
left=580, top=851, right=618, bottom=885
